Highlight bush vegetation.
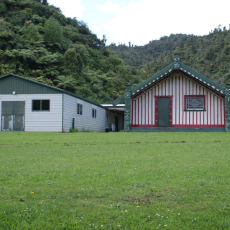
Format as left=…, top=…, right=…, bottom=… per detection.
left=109, top=26, right=230, bottom=86
left=0, top=0, right=144, bottom=103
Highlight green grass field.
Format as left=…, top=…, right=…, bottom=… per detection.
left=0, top=132, right=230, bottom=229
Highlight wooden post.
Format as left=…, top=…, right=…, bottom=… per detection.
left=124, top=84, right=131, bottom=132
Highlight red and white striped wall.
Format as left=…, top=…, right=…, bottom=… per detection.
left=130, top=74, right=225, bottom=127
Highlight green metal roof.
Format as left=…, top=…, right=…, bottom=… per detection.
left=113, top=56, right=225, bottom=106
left=0, top=73, right=105, bottom=109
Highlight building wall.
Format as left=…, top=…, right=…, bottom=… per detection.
left=131, top=74, right=225, bottom=127
left=0, top=94, right=63, bottom=132
left=63, top=94, right=106, bottom=132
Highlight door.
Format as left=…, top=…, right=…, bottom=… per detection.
left=157, top=98, right=170, bottom=127
left=1, top=101, right=25, bottom=131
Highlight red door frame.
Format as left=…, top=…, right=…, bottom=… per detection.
left=155, top=96, right=173, bottom=127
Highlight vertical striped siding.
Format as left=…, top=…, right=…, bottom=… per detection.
left=131, top=74, right=225, bottom=127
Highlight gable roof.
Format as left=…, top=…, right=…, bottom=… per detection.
left=113, top=56, right=225, bottom=105
left=0, top=73, right=105, bottom=109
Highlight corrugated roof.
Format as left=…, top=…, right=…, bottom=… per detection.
left=0, top=73, right=105, bottom=109
left=113, top=57, right=225, bottom=105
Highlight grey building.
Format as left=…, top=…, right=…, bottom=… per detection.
left=0, top=73, right=111, bottom=132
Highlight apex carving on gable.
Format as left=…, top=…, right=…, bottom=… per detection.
left=174, top=55, right=180, bottom=69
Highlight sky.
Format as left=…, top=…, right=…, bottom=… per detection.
left=48, top=0, right=230, bottom=46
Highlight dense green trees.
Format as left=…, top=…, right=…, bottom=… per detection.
left=43, top=17, right=63, bottom=44
left=2, top=0, right=229, bottom=105
left=0, top=0, right=144, bottom=103
left=109, top=29, right=230, bottom=86
left=64, top=48, right=83, bottom=74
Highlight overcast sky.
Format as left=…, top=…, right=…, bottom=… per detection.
left=48, top=0, right=230, bottom=46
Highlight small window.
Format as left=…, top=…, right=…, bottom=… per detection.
left=32, top=100, right=50, bottom=111
left=77, top=103, right=83, bottom=115
left=92, top=108, right=97, bottom=118
left=185, top=96, right=204, bottom=110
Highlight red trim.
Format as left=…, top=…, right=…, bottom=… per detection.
left=207, top=91, right=209, bottom=124
left=144, top=94, right=146, bottom=125
left=172, top=76, right=174, bottom=124
left=134, top=100, right=136, bottom=125
left=200, top=87, right=201, bottom=124
left=217, top=97, right=218, bottom=125
left=189, top=80, right=190, bottom=125
left=182, top=76, right=184, bottom=125
left=196, top=87, right=198, bottom=124
left=178, top=76, right=180, bottom=124
left=141, top=96, right=142, bottom=125
left=155, top=97, right=158, bottom=125
left=172, top=125, right=225, bottom=128
left=213, top=95, right=215, bottom=124
left=203, top=88, right=205, bottom=124
left=130, top=124, right=225, bottom=128
left=185, top=78, right=187, bottom=125
left=221, top=99, right=223, bottom=125
left=155, top=96, right=173, bottom=127
left=137, top=98, right=139, bottom=125
left=224, top=99, right=225, bottom=125
left=175, top=75, right=177, bottom=124
left=131, top=100, right=133, bottom=125
left=151, top=89, right=153, bottom=125
left=131, top=125, right=157, bottom=127
left=210, top=93, right=212, bottom=125
left=148, top=91, right=149, bottom=125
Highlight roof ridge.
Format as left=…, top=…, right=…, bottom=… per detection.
left=131, top=62, right=174, bottom=94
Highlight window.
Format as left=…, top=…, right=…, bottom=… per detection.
left=185, top=96, right=205, bottom=111
left=77, top=103, right=83, bottom=115
left=32, top=100, right=50, bottom=111
left=92, top=108, right=97, bottom=118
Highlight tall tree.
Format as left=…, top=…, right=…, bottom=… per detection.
left=42, top=0, right=48, bottom=5
left=43, top=17, right=63, bottom=44
left=64, top=48, right=83, bottom=74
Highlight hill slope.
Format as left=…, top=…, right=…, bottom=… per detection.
left=0, top=0, right=144, bottom=103
left=109, top=28, right=230, bottom=86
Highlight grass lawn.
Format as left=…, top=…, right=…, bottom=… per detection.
left=0, top=132, right=230, bottom=229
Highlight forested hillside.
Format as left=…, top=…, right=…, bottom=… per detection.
left=0, top=0, right=144, bottom=103
left=109, top=27, right=230, bottom=86
left=1, top=0, right=230, bottom=104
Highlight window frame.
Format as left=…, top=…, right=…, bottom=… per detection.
left=184, top=95, right=205, bottom=111
left=32, top=100, right=50, bottom=111
left=77, top=103, right=83, bottom=115
left=92, top=108, right=97, bottom=118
